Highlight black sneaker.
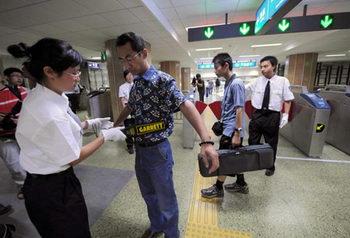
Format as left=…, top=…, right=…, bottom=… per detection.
left=265, top=168, right=275, bottom=176
left=0, top=224, right=16, bottom=238
left=140, top=229, right=163, bottom=238
left=224, top=182, right=249, bottom=194
left=201, top=184, right=224, bottom=199
left=127, top=147, right=134, bottom=154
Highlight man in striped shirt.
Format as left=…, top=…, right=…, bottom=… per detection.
left=0, top=68, right=27, bottom=199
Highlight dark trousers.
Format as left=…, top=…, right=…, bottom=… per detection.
left=135, top=139, right=179, bottom=238
left=198, top=90, right=204, bottom=102
left=23, top=167, right=91, bottom=238
left=248, top=110, right=280, bottom=169
left=219, top=135, right=246, bottom=185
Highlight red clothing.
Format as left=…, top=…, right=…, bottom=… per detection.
left=0, top=86, right=27, bottom=114
left=0, top=86, right=27, bottom=137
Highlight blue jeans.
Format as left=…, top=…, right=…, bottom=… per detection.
left=135, top=139, right=179, bottom=238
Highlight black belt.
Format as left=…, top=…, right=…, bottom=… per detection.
left=255, top=109, right=280, bottom=114
left=136, top=138, right=166, bottom=147
left=27, top=167, right=73, bottom=179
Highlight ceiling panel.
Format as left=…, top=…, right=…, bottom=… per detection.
left=74, top=14, right=115, bottom=29
left=101, top=9, right=141, bottom=25
left=73, top=0, right=125, bottom=13
left=129, top=6, right=156, bottom=21
left=119, top=0, right=143, bottom=9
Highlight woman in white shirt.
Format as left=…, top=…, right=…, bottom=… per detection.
left=7, top=38, right=125, bottom=238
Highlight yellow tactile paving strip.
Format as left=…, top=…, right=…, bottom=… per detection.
left=185, top=165, right=252, bottom=238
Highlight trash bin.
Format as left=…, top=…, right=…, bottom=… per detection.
left=88, top=88, right=111, bottom=118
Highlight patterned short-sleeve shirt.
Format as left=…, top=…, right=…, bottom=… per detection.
left=128, top=65, right=186, bottom=143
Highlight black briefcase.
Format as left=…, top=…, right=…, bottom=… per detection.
left=198, top=144, right=274, bottom=177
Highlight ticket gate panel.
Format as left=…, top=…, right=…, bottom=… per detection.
left=319, top=88, right=350, bottom=155
left=280, top=88, right=330, bottom=157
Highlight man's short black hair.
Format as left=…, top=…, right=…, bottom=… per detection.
left=116, top=32, right=145, bottom=52
left=212, top=53, right=233, bottom=70
left=3, top=67, right=23, bottom=77
left=260, top=56, right=278, bottom=70
left=123, top=69, right=130, bottom=79
left=196, top=73, right=201, bottom=79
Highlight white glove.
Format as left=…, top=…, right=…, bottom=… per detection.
left=279, top=113, right=289, bottom=128
left=86, top=117, right=113, bottom=132
left=100, top=127, right=126, bottom=141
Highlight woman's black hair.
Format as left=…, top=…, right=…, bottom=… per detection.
left=7, top=38, right=83, bottom=84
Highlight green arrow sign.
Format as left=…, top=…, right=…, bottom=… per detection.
left=204, top=27, right=214, bottom=39
left=239, top=23, right=251, bottom=35
left=278, top=19, right=291, bottom=32
left=320, top=15, right=333, bottom=29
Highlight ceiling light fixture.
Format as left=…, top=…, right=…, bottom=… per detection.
left=185, top=23, right=224, bottom=31
left=195, top=47, right=223, bottom=52
left=251, top=43, right=282, bottom=48
left=239, top=55, right=261, bottom=57
left=325, top=54, right=346, bottom=57
left=90, top=56, right=101, bottom=60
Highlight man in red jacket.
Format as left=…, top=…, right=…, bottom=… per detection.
left=0, top=68, right=27, bottom=199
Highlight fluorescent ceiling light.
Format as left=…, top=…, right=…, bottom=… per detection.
left=186, top=23, right=223, bottom=31
left=90, top=56, right=101, bottom=60
left=251, top=43, right=282, bottom=48
left=325, top=54, right=346, bottom=57
left=239, top=55, right=261, bottom=57
left=195, top=47, right=223, bottom=52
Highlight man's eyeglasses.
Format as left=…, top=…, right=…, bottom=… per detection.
left=119, top=51, right=142, bottom=63
left=64, top=71, right=81, bottom=78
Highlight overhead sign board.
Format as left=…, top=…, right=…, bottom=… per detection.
left=197, top=61, right=257, bottom=70
left=188, top=12, right=350, bottom=42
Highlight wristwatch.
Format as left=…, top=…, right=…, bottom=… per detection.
left=234, top=127, right=242, bottom=132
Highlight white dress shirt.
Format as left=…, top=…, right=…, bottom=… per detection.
left=16, top=84, right=82, bottom=174
left=118, top=82, right=133, bottom=101
left=246, top=74, right=294, bottom=112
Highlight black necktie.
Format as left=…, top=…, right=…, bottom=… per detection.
left=262, top=81, right=270, bottom=110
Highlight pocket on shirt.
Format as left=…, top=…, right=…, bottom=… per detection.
left=271, top=89, right=283, bottom=105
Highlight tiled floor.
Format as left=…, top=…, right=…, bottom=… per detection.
left=82, top=100, right=350, bottom=238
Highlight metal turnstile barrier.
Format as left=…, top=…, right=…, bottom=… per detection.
left=319, top=85, right=350, bottom=155
left=280, top=86, right=330, bottom=157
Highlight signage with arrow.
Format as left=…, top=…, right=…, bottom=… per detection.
left=239, top=23, right=252, bottom=35
left=188, top=12, right=350, bottom=42
left=204, top=27, right=214, bottom=39
left=320, top=14, right=333, bottom=29
left=278, top=19, right=291, bottom=32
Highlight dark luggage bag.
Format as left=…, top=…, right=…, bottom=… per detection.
left=198, top=144, right=274, bottom=177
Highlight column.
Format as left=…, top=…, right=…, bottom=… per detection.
left=285, top=53, right=318, bottom=90
left=160, top=61, right=181, bottom=88
left=181, top=67, right=191, bottom=91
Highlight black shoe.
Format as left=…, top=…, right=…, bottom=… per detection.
left=127, top=147, right=134, bottom=154
left=224, top=182, right=249, bottom=194
left=140, top=229, right=163, bottom=238
left=0, top=204, right=13, bottom=216
left=265, top=168, right=275, bottom=176
left=201, top=184, right=224, bottom=199
left=0, top=224, right=16, bottom=238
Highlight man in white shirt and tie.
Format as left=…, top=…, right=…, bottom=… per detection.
left=245, top=56, right=294, bottom=176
